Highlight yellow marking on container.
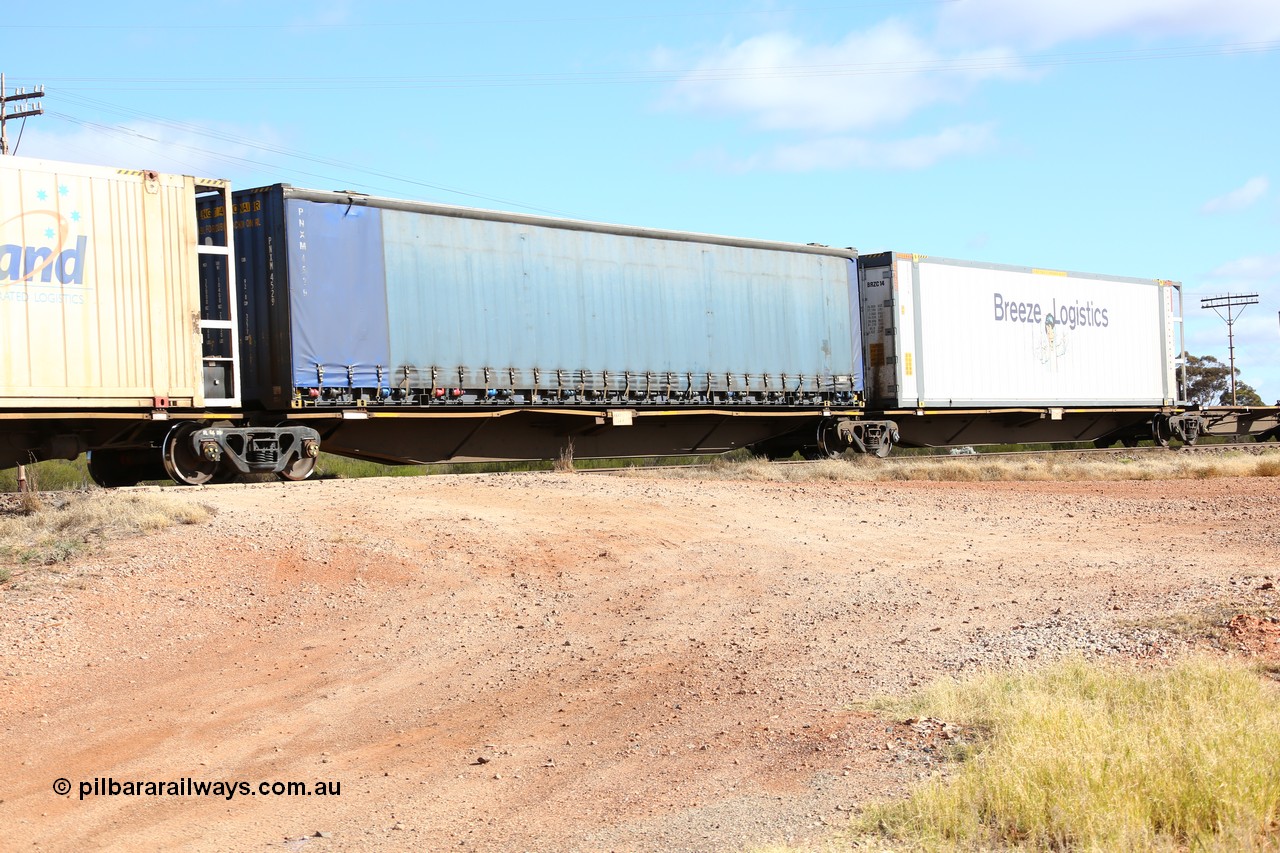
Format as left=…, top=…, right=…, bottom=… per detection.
left=904, top=352, right=914, bottom=377
left=1032, top=268, right=1067, bottom=277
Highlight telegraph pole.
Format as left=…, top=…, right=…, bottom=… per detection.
left=1201, top=293, right=1259, bottom=406
left=1, top=73, right=45, bottom=155
left=4, top=73, right=45, bottom=491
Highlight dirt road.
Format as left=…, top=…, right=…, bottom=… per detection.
left=2, top=472, right=1277, bottom=851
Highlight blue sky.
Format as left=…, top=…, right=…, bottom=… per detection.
left=6, top=0, right=1278, bottom=402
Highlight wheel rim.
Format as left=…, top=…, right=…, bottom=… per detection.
left=277, top=453, right=318, bottom=481
left=1152, top=418, right=1171, bottom=449
left=162, top=423, right=219, bottom=485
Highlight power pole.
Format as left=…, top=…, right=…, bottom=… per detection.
left=3, top=73, right=44, bottom=490
left=1201, top=293, right=1259, bottom=406
left=1, top=73, right=45, bottom=155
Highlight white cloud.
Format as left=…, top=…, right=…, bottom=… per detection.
left=1201, top=176, right=1271, bottom=214
left=661, top=0, right=1280, bottom=173
left=18, top=120, right=286, bottom=186
left=1206, top=252, right=1280, bottom=281
left=752, top=123, right=996, bottom=171
left=937, top=0, right=1280, bottom=49
left=664, top=22, right=1023, bottom=135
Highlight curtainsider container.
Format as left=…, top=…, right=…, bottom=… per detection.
left=857, top=252, right=1183, bottom=409
left=222, top=186, right=863, bottom=411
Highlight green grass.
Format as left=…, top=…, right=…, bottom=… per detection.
left=851, top=656, right=1280, bottom=851
left=309, top=449, right=745, bottom=479
left=0, top=458, right=95, bottom=492
left=0, top=451, right=738, bottom=492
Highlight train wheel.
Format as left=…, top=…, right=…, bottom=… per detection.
left=1122, top=437, right=1140, bottom=448
left=1151, top=417, right=1171, bottom=449
left=873, top=435, right=894, bottom=458
left=88, top=450, right=143, bottom=488
left=161, top=423, right=220, bottom=486
left=277, top=454, right=318, bottom=482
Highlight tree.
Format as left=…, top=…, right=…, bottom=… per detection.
left=1229, top=381, right=1264, bottom=407
left=1184, top=353, right=1229, bottom=405
left=1182, top=353, right=1261, bottom=406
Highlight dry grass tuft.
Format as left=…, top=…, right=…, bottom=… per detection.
left=17, top=488, right=45, bottom=515
left=632, top=450, right=1280, bottom=483
left=852, top=656, right=1280, bottom=851
left=0, top=491, right=211, bottom=570
left=553, top=440, right=577, bottom=473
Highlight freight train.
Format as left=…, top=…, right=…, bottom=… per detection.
left=0, top=155, right=1269, bottom=486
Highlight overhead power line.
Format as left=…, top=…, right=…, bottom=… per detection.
left=9, top=39, right=1279, bottom=92
left=42, top=106, right=574, bottom=217
left=1201, top=294, right=1261, bottom=407
left=1, top=72, right=45, bottom=155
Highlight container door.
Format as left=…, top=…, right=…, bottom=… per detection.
left=195, top=182, right=241, bottom=406
left=857, top=261, right=896, bottom=406
left=892, top=255, right=920, bottom=407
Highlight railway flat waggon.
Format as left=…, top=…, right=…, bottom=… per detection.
left=211, top=185, right=897, bottom=463
left=3, top=154, right=1272, bottom=485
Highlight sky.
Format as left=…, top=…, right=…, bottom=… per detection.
left=4, top=0, right=1278, bottom=403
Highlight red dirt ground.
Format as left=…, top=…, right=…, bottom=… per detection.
left=2, top=473, right=1277, bottom=851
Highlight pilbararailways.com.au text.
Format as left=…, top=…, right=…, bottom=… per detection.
left=54, top=777, right=341, bottom=801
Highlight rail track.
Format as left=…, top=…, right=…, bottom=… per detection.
left=910, top=442, right=1276, bottom=463
left=578, top=440, right=1278, bottom=474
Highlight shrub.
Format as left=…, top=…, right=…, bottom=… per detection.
left=854, top=656, right=1280, bottom=851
